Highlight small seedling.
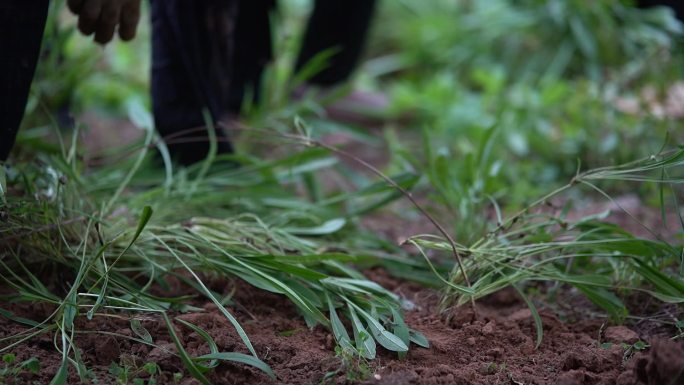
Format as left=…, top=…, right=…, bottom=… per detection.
left=622, top=340, right=651, bottom=363
left=172, top=372, right=183, bottom=383
left=0, top=354, right=40, bottom=383
left=674, top=319, right=684, bottom=340
left=108, top=360, right=159, bottom=385
left=318, top=346, right=373, bottom=384
left=483, top=362, right=498, bottom=375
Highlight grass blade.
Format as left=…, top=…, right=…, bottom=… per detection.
left=176, top=318, right=220, bottom=371
left=348, top=305, right=376, bottom=359
left=194, top=352, right=275, bottom=380
left=349, top=302, right=408, bottom=353
left=408, top=329, right=429, bottom=348
left=326, top=294, right=355, bottom=352
left=514, top=284, right=543, bottom=349
left=162, top=313, right=211, bottom=385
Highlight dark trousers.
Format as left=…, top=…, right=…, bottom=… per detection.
left=0, top=0, right=377, bottom=162
left=0, top=1, right=50, bottom=161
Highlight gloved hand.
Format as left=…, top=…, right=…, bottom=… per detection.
left=67, top=0, right=142, bottom=44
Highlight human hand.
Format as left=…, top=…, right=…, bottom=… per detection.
left=67, top=0, right=142, bottom=44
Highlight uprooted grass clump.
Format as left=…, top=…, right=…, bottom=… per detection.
left=0, top=121, right=430, bottom=383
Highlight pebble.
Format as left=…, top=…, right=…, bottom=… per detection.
left=486, top=347, right=504, bottom=358
left=508, top=308, right=532, bottom=322
left=481, top=321, right=495, bottom=335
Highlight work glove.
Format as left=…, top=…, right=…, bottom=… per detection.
left=67, top=0, right=142, bottom=44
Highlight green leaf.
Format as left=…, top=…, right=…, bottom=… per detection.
left=191, top=233, right=329, bottom=327
left=130, top=319, right=153, bottom=344
left=88, top=206, right=153, bottom=319
left=156, top=236, right=260, bottom=357
left=252, top=261, right=328, bottom=281
left=575, top=284, right=626, bottom=321
left=0, top=308, right=39, bottom=327
left=326, top=294, right=355, bottom=352
left=271, top=253, right=358, bottom=265
left=64, top=291, right=78, bottom=331
left=631, top=258, right=684, bottom=296
left=282, top=279, right=323, bottom=308
left=514, top=285, right=543, bottom=349
left=570, top=17, right=597, bottom=60
left=348, top=305, right=376, bottom=359
left=176, top=318, right=220, bottom=371
left=408, top=330, right=429, bottom=348
left=49, top=361, right=68, bottom=385
left=349, top=303, right=408, bottom=352
left=194, top=353, right=275, bottom=380
left=284, top=218, right=346, bottom=235
left=143, top=362, right=158, bottom=375
left=21, top=357, right=40, bottom=374
left=633, top=341, right=648, bottom=350
left=391, top=308, right=410, bottom=359
left=162, top=313, right=211, bottom=385
left=3, top=354, right=16, bottom=365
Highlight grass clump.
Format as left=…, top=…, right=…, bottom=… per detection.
left=409, top=146, right=684, bottom=345
left=0, top=118, right=427, bottom=383
left=0, top=353, right=40, bottom=384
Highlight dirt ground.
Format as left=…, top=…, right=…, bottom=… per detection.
left=1, top=266, right=682, bottom=385
left=2, top=123, right=683, bottom=384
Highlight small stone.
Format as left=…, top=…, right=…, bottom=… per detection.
left=374, top=374, right=382, bottom=380
left=604, top=326, right=639, bottom=344
left=486, top=347, right=503, bottom=358
left=482, top=321, right=495, bottom=335
left=467, top=337, right=476, bottom=346
left=508, top=309, right=532, bottom=322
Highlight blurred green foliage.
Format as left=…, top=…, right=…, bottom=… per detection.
left=368, top=0, right=684, bottom=241
left=23, top=0, right=150, bottom=129
left=21, top=0, right=684, bottom=244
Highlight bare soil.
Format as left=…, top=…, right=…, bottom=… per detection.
left=1, top=267, right=682, bottom=385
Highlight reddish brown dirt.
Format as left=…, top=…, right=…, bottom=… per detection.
left=1, top=269, right=682, bottom=385
left=2, top=131, right=683, bottom=384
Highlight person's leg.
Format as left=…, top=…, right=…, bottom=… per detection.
left=151, top=0, right=238, bottom=165
left=0, top=1, right=50, bottom=161
left=294, top=0, right=378, bottom=86
left=228, top=0, right=275, bottom=112
left=151, top=0, right=277, bottom=165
